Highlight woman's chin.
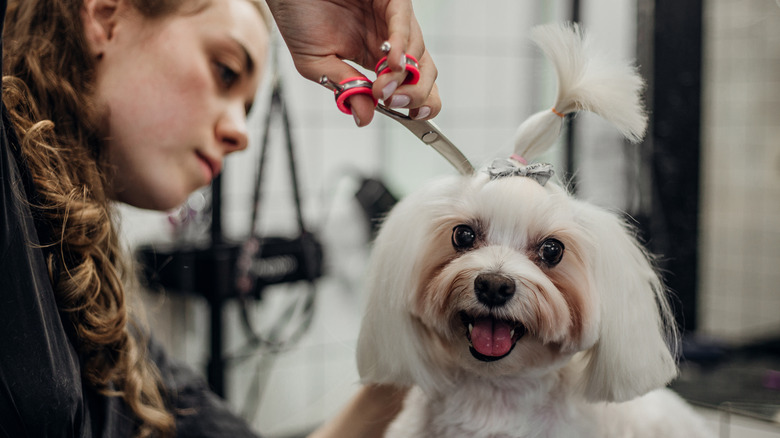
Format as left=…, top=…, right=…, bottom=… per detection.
left=114, top=187, right=193, bottom=212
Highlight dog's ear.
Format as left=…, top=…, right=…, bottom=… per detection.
left=575, top=202, right=678, bottom=402
left=356, top=183, right=453, bottom=392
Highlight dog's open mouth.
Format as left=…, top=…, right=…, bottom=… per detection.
left=460, top=312, right=526, bottom=362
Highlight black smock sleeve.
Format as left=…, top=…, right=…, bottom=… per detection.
left=148, top=337, right=261, bottom=437
left=0, top=1, right=87, bottom=432
left=0, top=80, right=89, bottom=438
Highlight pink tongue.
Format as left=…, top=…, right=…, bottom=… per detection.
left=471, top=317, right=513, bottom=357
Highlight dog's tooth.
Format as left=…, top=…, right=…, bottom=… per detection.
left=468, top=323, right=473, bottom=334
left=510, top=329, right=515, bottom=337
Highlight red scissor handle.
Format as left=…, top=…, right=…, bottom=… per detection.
left=334, top=77, right=377, bottom=115
left=374, top=54, right=420, bottom=85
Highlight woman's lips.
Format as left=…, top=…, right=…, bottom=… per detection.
left=196, top=152, right=221, bottom=182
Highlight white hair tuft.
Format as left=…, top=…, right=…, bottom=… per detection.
left=514, top=22, right=648, bottom=162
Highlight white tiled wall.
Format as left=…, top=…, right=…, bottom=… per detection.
left=118, top=0, right=780, bottom=435
left=698, top=0, right=780, bottom=343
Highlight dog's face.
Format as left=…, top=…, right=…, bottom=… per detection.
left=411, top=176, right=598, bottom=377
left=357, top=172, right=678, bottom=402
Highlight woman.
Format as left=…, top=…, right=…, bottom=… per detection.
left=0, top=0, right=439, bottom=436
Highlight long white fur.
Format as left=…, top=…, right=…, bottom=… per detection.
left=575, top=204, right=678, bottom=402
left=514, top=23, right=648, bottom=161
left=357, top=178, right=473, bottom=392
left=357, top=177, right=712, bottom=437
left=356, top=22, right=712, bottom=438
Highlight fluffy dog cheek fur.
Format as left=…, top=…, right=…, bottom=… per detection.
left=414, top=255, right=478, bottom=338
left=411, top=217, right=494, bottom=327
left=413, top=220, right=473, bottom=324
left=542, top=235, right=599, bottom=352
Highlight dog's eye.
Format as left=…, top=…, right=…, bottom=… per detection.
left=452, top=225, right=476, bottom=250
left=538, top=238, right=564, bottom=265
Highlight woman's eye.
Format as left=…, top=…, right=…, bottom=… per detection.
left=538, top=238, right=565, bottom=266
left=452, top=225, right=476, bottom=250
left=216, top=62, right=239, bottom=88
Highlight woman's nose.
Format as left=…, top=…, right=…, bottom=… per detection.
left=216, top=104, right=249, bottom=153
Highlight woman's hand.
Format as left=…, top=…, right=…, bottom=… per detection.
left=266, top=0, right=440, bottom=126
left=307, top=384, right=408, bottom=438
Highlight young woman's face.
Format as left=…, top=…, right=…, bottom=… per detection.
left=92, top=0, right=269, bottom=210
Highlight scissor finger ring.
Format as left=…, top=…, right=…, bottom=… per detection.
left=374, top=54, right=420, bottom=85
left=320, top=75, right=377, bottom=115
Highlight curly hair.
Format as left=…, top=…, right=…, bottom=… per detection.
left=3, top=0, right=269, bottom=436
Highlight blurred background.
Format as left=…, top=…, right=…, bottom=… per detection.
left=120, top=0, right=780, bottom=436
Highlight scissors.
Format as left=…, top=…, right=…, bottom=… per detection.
left=373, top=104, right=475, bottom=177
left=319, top=48, right=475, bottom=176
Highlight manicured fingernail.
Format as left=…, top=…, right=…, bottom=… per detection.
left=353, top=112, right=361, bottom=127
left=388, top=94, right=410, bottom=108
left=382, top=81, right=398, bottom=101
left=396, top=54, right=407, bottom=72
left=413, top=106, right=432, bottom=120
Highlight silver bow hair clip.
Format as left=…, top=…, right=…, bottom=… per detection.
left=487, top=158, right=555, bottom=186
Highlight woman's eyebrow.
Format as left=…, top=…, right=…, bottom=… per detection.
left=232, top=37, right=255, bottom=74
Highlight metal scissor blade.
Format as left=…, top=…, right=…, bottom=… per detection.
left=375, top=105, right=475, bottom=176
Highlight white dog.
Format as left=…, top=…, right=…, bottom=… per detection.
left=356, top=24, right=714, bottom=438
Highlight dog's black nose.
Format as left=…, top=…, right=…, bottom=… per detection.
left=474, top=273, right=515, bottom=307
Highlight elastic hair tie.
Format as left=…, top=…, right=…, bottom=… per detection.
left=509, top=154, right=528, bottom=165
left=551, top=107, right=566, bottom=118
